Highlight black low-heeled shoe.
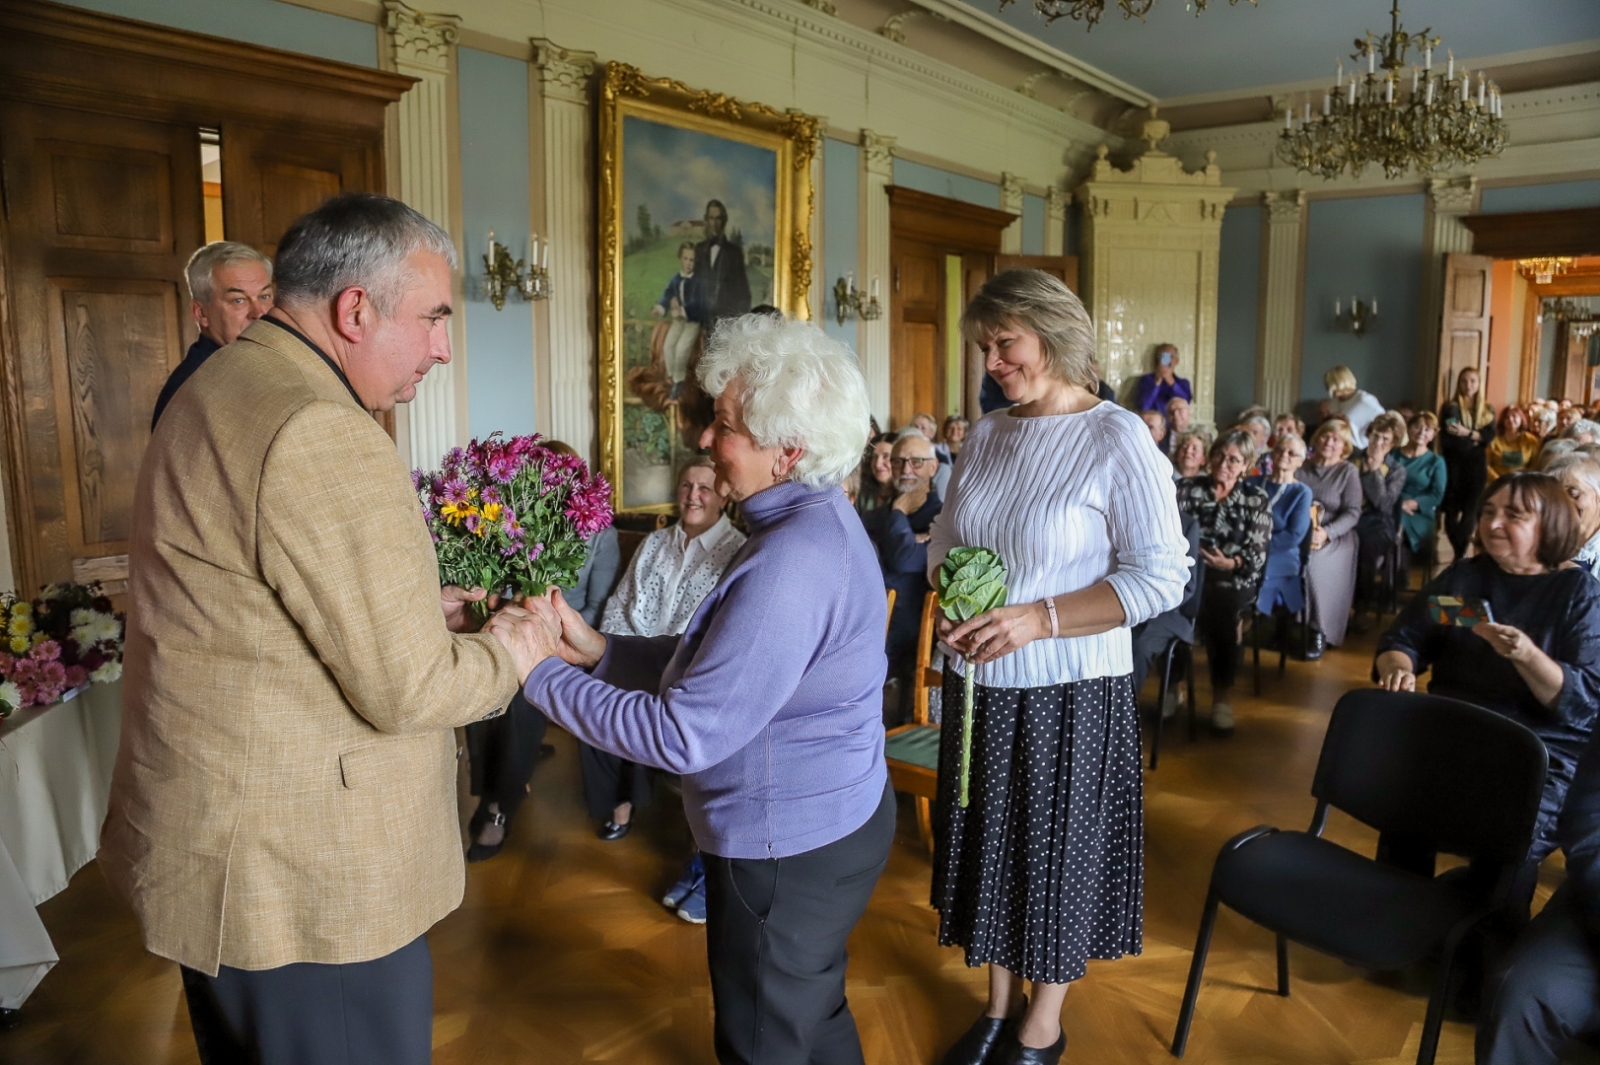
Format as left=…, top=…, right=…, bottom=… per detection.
left=939, top=1010, right=1023, bottom=1065
left=597, top=819, right=631, bottom=841
left=466, top=810, right=508, bottom=863
left=998, top=1029, right=1065, bottom=1065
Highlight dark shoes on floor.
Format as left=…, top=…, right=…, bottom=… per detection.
left=466, top=809, right=508, bottom=863
left=940, top=1009, right=1023, bottom=1065
left=597, top=819, right=631, bottom=841
left=998, top=1030, right=1065, bottom=1065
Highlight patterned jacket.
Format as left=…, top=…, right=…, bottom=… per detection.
left=1175, top=476, right=1273, bottom=591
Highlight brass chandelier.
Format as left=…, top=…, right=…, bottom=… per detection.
left=1277, top=1, right=1508, bottom=180
left=998, top=0, right=1252, bottom=30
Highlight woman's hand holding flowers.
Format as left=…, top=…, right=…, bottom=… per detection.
left=544, top=588, right=608, bottom=669
left=940, top=602, right=1050, bottom=665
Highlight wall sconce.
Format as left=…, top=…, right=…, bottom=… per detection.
left=832, top=272, right=882, bottom=326
left=1334, top=296, right=1377, bottom=337
left=483, top=231, right=550, bottom=311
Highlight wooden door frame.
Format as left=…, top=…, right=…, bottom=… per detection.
left=0, top=1, right=413, bottom=595
left=886, top=187, right=1016, bottom=426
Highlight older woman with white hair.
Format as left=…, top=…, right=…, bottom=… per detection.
left=524, top=313, right=890, bottom=1065
left=1547, top=452, right=1600, bottom=580
left=927, top=270, right=1189, bottom=1065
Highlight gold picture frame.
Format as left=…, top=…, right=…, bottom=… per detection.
left=597, top=62, right=818, bottom=515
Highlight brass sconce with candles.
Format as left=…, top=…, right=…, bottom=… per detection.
left=483, top=231, right=551, bottom=311
left=1334, top=295, right=1378, bottom=337
left=832, top=272, right=883, bottom=327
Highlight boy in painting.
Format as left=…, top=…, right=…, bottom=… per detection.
left=652, top=241, right=705, bottom=399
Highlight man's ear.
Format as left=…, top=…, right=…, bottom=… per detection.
left=333, top=287, right=370, bottom=344
left=191, top=299, right=209, bottom=332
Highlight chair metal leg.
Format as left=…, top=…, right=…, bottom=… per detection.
left=1276, top=933, right=1290, bottom=997
left=915, top=796, right=933, bottom=855
left=1151, top=642, right=1177, bottom=771
left=1172, top=888, right=1221, bottom=1058
left=1417, top=913, right=1484, bottom=1065
left=1276, top=607, right=1289, bottom=674
left=1251, top=608, right=1261, bottom=696
left=1186, top=644, right=1199, bottom=742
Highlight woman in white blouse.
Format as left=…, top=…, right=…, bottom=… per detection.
left=582, top=458, right=746, bottom=842
left=928, top=270, right=1189, bottom=1065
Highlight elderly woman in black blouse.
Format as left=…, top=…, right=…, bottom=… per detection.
left=1177, top=428, right=1272, bottom=735
left=1378, top=472, right=1600, bottom=865
left=1354, top=411, right=1409, bottom=623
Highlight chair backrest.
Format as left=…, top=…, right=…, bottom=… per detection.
left=1311, top=689, right=1548, bottom=864
left=912, top=590, right=942, bottom=725
left=1177, top=514, right=1205, bottom=623
left=885, top=588, right=896, bottom=637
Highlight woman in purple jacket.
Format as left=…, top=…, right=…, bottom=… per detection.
left=525, top=313, right=889, bottom=1065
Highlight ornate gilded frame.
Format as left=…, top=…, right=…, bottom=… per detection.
left=596, top=62, right=818, bottom=515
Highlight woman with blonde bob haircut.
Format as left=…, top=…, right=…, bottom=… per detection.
left=1297, top=418, right=1363, bottom=652
left=525, top=312, right=893, bottom=1065
left=927, top=270, right=1189, bottom=1065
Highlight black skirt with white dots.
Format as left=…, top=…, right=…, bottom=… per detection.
left=931, top=670, right=1144, bottom=985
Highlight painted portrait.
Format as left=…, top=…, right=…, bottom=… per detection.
left=598, top=63, right=816, bottom=514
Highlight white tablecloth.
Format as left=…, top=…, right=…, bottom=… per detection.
left=0, top=681, right=122, bottom=1008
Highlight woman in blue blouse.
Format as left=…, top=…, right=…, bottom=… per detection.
left=1394, top=411, right=1448, bottom=561
left=1250, top=432, right=1314, bottom=621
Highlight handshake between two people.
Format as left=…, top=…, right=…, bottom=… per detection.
left=441, top=585, right=607, bottom=683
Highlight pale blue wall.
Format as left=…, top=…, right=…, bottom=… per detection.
left=458, top=48, right=537, bottom=441
left=1480, top=179, right=1600, bottom=214
left=892, top=158, right=1000, bottom=208
left=823, top=138, right=861, bottom=352
left=1215, top=204, right=1261, bottom=423
left=1300, top=194, right=1427, bottom=410
left=1022, top=193, right=1046, bottom=255
left=58, top=0, right=376, bottom=66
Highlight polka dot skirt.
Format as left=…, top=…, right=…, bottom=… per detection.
left=931, top=671, right=1144, bottom=985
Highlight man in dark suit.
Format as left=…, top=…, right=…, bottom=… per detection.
left=865, top=431, right=942, bottom=726
left=1478, top=729, right=1600, bottom=1062
left=152, top=242, right=274, bottom=428
left=693, top=199, right=751, bottom=326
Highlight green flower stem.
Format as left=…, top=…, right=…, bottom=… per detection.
left=960, top=662, right=975, bottom=808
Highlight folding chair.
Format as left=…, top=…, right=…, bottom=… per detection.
left=884, top=590, right=941, bottom=852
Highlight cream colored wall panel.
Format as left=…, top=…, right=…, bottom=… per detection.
left=1101, top=246, right=1202, bottom=387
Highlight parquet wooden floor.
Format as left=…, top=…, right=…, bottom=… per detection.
left=0, top=624, right=1564, bottom=1065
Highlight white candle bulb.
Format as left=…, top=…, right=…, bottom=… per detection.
left=1304, top=100, right=1312, bottom=122
left=1368, top=48, right=1376, bottom=75
left=1385, top=76, right=1393, bottom=104
left=871, top=275, right=880, bottom=299
left=1447, top=50, right=1454, bottom=80
left=1425, top=45, right=1432, bottom=70
left=487, top=230, right=495, bottom=251
left=1371, top=297, right=1378, bottom=315
left=1323, top=91, right=1330, bottom=116
left=1285, top=106, right=1292, bottom=130
left=1349, top=80, right=1358, bottom=105
left=1427, top=78, right=1435, bottom=105
left=1335, top=298, right=1342, bottom=317
left=1478, top=74, right=1486, bottom=107
left=1336, top=58, right=1343, bottom=88
left=541, top=242, right=548, bottom=269
left=1412, top=67, right=1419, bottom=96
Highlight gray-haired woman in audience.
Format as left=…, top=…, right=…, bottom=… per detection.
left=1546, top=452, right=1600, bottom=580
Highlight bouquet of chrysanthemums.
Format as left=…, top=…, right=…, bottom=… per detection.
left=414, top=433, right=614, bottom=615
left=0, top=582, right=125, bottom=718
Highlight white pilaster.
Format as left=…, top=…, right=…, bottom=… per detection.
left=1044, top=187, right=1067, bottom=257
left=859, top=130, right=895, bottom=426
left=1257, top=189, right=1307, bottom=417
left=1000, top=172, right=1025, bottom=254
left=533, top=39, right=598, bottom=459
left=1419, top=177, right=1478, bottom=405
left=384, top=1, right=461, bottom=469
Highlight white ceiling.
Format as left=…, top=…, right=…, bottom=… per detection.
left=968, top=0, right=1600, bottom=100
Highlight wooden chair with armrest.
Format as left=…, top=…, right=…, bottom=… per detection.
left=884, top=590, right=941, bottom=853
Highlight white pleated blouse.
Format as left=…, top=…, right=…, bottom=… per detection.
left=927, top=401, right=1191, bottom=689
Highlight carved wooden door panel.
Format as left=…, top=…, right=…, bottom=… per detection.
left=220, top=122, right=376, bottom=256
left=1436, top=253, right=1492, bottom=409
left=890, top=239, right=944, bottom=431
left=0, top=102, right=203, bottom=592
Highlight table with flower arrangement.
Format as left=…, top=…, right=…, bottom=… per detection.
left=0, top=585, right=125, bottom=1013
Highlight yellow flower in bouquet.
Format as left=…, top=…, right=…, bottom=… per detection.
left=9, top=635, right=28, bottom=654
left=8, top=613, right=32, bottom=638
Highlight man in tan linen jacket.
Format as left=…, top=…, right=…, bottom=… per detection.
left=100, top=193, right=556, bottom=1065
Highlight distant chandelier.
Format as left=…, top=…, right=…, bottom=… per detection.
left=1520, top=257, right=1574, bottom=285
left=1277, top=0, right=1508, bottom=180
left=997, top=0, right=1253, bottom=29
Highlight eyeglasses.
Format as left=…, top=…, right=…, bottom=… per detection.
left=891, top=457, right=932, bottom=469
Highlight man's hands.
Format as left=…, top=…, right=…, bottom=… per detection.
left=482, top=601, right=561, bottom=683
left=442, top=585, right=493, bottom=633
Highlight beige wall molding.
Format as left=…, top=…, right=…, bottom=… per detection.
left=1418, top=177, right=1480, bottom=406
left=532, top=37, right=599, bottom=461
left=1256, top=189, right=1308, bottom=417
left=1000, top=172, right=1026, bottom=254
left=1076, top=145, right=1234, bottom=426
left=384, top=0, right=464, bottom=469
left=1045, top=186, right=1067, bottom=256
left=860, top=129, right=896, bottom=425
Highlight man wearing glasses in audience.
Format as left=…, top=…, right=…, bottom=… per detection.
left=867, top=430, right=943, bottom=725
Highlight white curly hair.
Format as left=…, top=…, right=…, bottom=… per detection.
left=697, top=313, right=872, bottom=490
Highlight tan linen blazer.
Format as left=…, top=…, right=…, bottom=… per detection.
left=100, top=318, right=520, bottom=976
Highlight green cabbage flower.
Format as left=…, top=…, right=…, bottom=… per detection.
left=938, top=546, right=1008, bottom=808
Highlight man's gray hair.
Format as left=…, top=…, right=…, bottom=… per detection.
left=272, top=193, right=457, bottom=317
left=1566, top=419, right=1600, bottom=441
left=698, top=313, right=871, bottom=490
left=185, top=241, right=272, bottom=305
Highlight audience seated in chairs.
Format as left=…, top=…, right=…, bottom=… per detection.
left=464, top=440, right=620, bottom=862
left=1488, top=405, right=1544, bottom=478
left=1175, top=428, right=1272, bottom=735
left=1394, top=411, right=1447, bottom=578
left=855, top=431, right=896, bottom=515
left=1298, top=419, right=1363, bottom=654
left=1171, top=428, right=1210, bottom=480
left=1376, top=472, right=1600, bottom=871
left=1353, top=411, right=1409, bottom=626
left=1163, top=395, right=1193, bottom=455
left=582, top=457, right=746, bottom=922
left=1547, top=452, right=1600, bottom=580
left=1130, top=514, right=1203, bottom=734
left=1479, top=726, right=1600, bottom=1064
left=908, top=413, right=953, bottom=500
left=864, top=430, right=943, bottom=726
left=1248, top=432, right=1314, bottom=655
left=936, top=414, right=968, bottom=463
left=1140, top=408, right=1167, bottom=448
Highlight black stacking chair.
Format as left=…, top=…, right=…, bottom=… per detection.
left=1170, top=690, right=1548, bottom=1065
left=1147, top=527, right=1203, bottom=770
left=1251, top=526, right=1313, bottom=693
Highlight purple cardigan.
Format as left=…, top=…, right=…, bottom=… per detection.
left=524, top=481, right=888, bottom=859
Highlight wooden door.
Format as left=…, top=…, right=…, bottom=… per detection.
left=1556, top=322, right=1589, bottom=401
left=890, top=240, right=944, bottom=430
left=221, top=123, right=376, bottom=255
left=0, top=102, right=203, bottom=591
left=1436, top=253, right=1493, bottom=409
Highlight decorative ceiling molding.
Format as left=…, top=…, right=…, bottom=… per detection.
left=879, top=8, right=948, bottom=44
